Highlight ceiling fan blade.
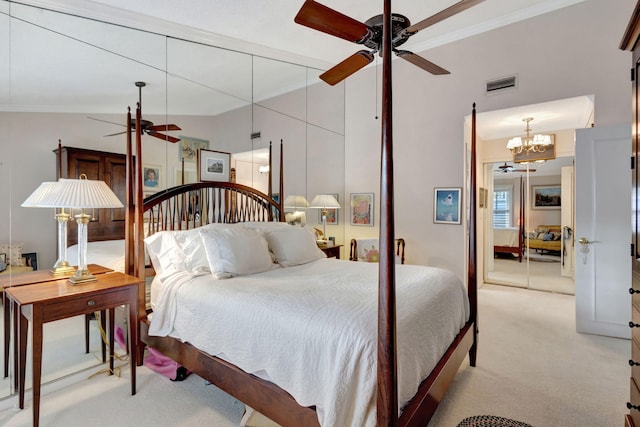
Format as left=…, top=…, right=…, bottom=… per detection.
left=88, top=116, right=126, bottom=127
left=395, top=51, right=450, bottom=75
left=148, top=131, right=181, bottom=143
left=295, top=0, right=373, bottom=44
left=320, top=50, right=374, bottom=86
left=147, top=124, right=182, bottom=132
left=405, top=0, right=485, bottom=34
left=104, top=131, right=127, bottom=137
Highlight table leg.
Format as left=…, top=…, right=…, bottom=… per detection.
left=108, top=307, right=115, bottom=374
left=128, top=297, right=137, bottom=395
left=18, top=306, right=27, bottom=410
left=84, top=313, right=89, bottom=354
left=31, top=308, right=43, bottom=427
left=100, top=310, right=107, bottom=363
left=13, top=301, right=19, bottom=390
left=3, top=292, right=8, bottom=378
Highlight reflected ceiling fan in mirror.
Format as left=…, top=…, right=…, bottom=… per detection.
left=88, top=81, right=182, bottom=143
left=497, top=162, right=536, bottom=173
left=294, top=0, right=485, bottom=85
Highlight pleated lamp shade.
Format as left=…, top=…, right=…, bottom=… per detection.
left=21, top=182, right=60, bottom=207
left=309, top=194, right=340, bottom=209
left=41, top=178, right=123, bottom=208
left=283, top=195, right=309, bottom=210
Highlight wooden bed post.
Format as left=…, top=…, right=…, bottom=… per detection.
left=268, top=140, right=273, bottom=198
left=125, top=107, right=134, bottom=276
left=468, top=103, right=478, bottom=367
left=134, top=103, right=146, bottom=365
left=279, top=139, right=285, bottom=222
left=377, top=0, right=398, bottom=424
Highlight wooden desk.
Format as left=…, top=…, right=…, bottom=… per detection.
left=6, top=272, right=141, bottom=427
left=0, top=264, right=111, bottom=379
left=318, top=244, right=343, bottom=259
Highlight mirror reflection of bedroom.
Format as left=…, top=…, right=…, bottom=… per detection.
left=479, top=96, right=594, bottom=295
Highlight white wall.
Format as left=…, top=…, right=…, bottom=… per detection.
left=343, top=0, right=633, bottom=279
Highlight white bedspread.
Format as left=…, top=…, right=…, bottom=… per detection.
left=149, top=258, right=469, bottom=427
left=494, top=227, right=520, bottom=247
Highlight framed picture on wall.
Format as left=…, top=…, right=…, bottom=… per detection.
left=320, top=193, right=339, bottom=225
left=179, top=136, right=209, bottom=163
left=434, top=187, right=462, bottom=224
left=143, top=165, right=162, bottom=190
left=532, top=185, right=561, bottom=209
left=479, top=187, right=488, bottom=208
left=350, top=193, right=374, bottom=226
left=197, top=149, right=231, bottom=182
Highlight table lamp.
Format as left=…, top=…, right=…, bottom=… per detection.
left=22, top=181, right=76, bottom=276
left=33, top=175, right=123, bottom=284
left=309, top=194, right=340, bottom=243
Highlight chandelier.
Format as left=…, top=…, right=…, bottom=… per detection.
left=506, top=117, right=553, bottom=154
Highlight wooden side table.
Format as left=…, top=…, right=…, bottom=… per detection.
left=0, top=264, right=112, bottom=379
left=6, top=271, right=142, bottom=427
left=318, top=244, right=343, bottom=259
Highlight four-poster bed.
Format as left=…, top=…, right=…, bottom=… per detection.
left=122, top=2, right=479, bottom=425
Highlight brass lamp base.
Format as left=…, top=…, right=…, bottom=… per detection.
left=50, top=262, right=76, bottom=277
left=68, top=269, right=97, bottom=285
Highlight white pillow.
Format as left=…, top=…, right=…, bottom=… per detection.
left=144, top=223, right=237, bottom=276
left=0, top=243, right=24, bottom=266
left=263, top=226, right=325, bottom=267
left=199, top=227, right=273, bottom=278
left=144, top=232, right=186, bottom=274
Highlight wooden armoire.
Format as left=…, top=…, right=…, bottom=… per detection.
left=54, top=146, right=127, bottom=245
left=621, top=2, right=640, bottom=425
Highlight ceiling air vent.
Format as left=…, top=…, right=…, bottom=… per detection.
left=486, top=76, right=516, bottom=93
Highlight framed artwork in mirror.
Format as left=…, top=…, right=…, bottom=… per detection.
left=532, top=185, right=561, bottom=209
left=197, top=149, right=231, bottom=182
left=180, top=136, right=209, bottom=163
left=434, top=187, right=461, bottom=224
left=143, top=165, right=162, bottom=190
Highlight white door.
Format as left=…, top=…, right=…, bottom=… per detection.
left=575, top=124, right=631, bottom=338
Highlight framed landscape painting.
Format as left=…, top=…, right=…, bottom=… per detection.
left=532, top=185, right=561, bottom=209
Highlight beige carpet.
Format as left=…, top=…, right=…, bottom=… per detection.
left=0, top=284, right=628, bottom=426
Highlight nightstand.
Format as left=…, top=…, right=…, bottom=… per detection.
left=318, top=244, right=343, bottom=259
left=6, top=271, right=142, bottom=427
left=0, top=264, right=112, bottom=379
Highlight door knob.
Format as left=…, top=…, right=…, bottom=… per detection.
left=578, top=237, right=599, bottom=245
left=578, top=237, right=599, bottom=264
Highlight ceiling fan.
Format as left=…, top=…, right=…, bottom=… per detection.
left=294, top=0, right=485, bottom=85
left=497, top=162, right=536, bottom=173
left=88, top=81, right=182, bottom=143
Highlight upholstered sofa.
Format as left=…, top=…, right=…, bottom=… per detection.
left=526, top=225, right=561, bottom=254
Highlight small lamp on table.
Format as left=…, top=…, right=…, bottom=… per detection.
left=309, top=194, right=340, bottom=244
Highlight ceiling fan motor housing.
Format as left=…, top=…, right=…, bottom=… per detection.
left=363, top=14, right=411, bottom=51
